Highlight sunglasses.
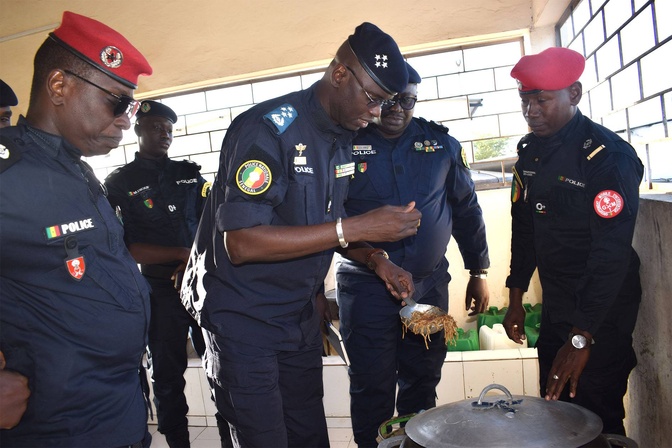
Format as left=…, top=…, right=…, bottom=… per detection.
left=383, top=96, right=418, bottom=111
left=344, top=65, right=393, bottom=110
left=64, top=70, right=140, bottom=119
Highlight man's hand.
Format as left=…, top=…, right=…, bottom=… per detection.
left=315, top=291, right=333, bottom=335
left=465, top=277, right=489, bottom=316
left=503, top=287, right=526, bottom=344
left=171, top=262, right=187, bottom=290
left=544, top=341, right=591, bottom=400
left=351, top=202, right=422, bottom=243
left=372, top=258, right=415, bottom=301
left=0, top=351, right=30, bottom=429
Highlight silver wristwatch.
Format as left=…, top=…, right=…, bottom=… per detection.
left=569, top=333, right=594, bottom=349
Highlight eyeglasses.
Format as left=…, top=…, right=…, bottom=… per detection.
left=344, top=66, right=392, bottom=109
left=64, top=70, right=140, bottom=119
left=383, top=96, right=418, bottom=111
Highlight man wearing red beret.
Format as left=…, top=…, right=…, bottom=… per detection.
left=0, top=11, right=154, bottom=447
left=503, top=47, right=643, bottom=436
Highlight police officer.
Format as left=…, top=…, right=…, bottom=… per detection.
left=0, top=11, right=153, bottom=447
left=0, top=79, right=19, bottom=128
left=181, top=23, right=422, bottom=447
left=105, top=100, right=213, bottom=448
left=335, top=63, right=490, bottom=447
left=503, top=47, right=643, bottom=436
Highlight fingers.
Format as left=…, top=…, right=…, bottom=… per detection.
left=404, top=201, right=416, bottom=212
left=0, top=351, right=5, bottom=370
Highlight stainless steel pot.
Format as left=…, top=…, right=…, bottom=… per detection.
left=395, top=384, right=604, bottom=448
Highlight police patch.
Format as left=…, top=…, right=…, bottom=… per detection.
left=236, top=160, right=272, bottom=195
left=594, top=190, right=624, bottom=218
left=460, top=147, right=470, bottom=169
left=201, top=181, right=212, bottom=198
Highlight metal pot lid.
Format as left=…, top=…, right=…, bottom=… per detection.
left=405, top=384, right=602, bottom=448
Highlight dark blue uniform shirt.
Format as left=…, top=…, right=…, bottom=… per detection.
left=105, top=154, right=209, bottom=277
left=506, top=110, right=643, bottom=335
left=339, top=117, right=489, bottom=279
left=182, top=84, right=356, bottom=350
left=0, top=119, right=151, bottom=447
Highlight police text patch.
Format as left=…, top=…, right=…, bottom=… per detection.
left=45, top=219, right=95, bottom=240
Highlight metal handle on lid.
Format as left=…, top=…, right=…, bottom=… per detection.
left=477, top=384, right=514, bottom=405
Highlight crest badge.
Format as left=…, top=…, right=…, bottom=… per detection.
left=100, top=46, right=123, bottom=68
left=66, top=256, right=86, bottom=281
left=236, top=160, right=272, bottom=195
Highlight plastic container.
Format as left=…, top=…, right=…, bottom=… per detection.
left=523, top=303, right=542, bottom=328
left=525, top=323, right=540, bottom=348
left=479, top=323, right=528, bottom=350
left=476, top=306, right=508, bottom=331
left=446, top=328, right=480, bottom=351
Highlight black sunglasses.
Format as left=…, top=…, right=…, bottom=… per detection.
left=344, top=65, right=393, bottom=110
left=383, top=96, right=418, bottom=111
left=64, top=70, right=140, bottom=119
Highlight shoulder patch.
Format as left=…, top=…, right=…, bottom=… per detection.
left=0, top=135, right=23, bottom=174
left=460, top=147, right=470, bottom=169
left=236, top=160, right=272, bottom=195
left=201, top=181, right=212, bottom=198
left=263, top=104, right=298, bottom=135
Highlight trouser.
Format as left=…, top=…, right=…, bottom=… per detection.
left=146, top=277, right=206, bottom=446
left=337, top=266, right=449, bottom=448
left=203, top=330, right=330, bottom=448
left=536, top=280, right=640, bottom=436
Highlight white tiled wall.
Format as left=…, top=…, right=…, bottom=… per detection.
left=161, top=348, right=540, bottom=427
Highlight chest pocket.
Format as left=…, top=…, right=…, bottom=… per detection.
left=416, top=151, right=444, bottom=196
left=548, top=183, right=590, bottom=232
left=128, top=187, right=163, bottom=224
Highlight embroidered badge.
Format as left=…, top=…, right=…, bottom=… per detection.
left=45, top=219, right=95, bottom=240
left=358, top=162, right=368, bottom=173
left=236, top=160, right=272, bottom=195
left=352, top=145, right=376, bottom=156
left=511, top=179, right=521, bottom=203
left=335, top=162, right=355, bottom=178
left=594, top=190, right=624, bottom=218
left=100, top=46, right=123, bottom=68
left=0, top=143, right=9, bottom=159
left=263, top=104, right=297, bottom=134
left=144, top=199, right=154, bottom=208
left=66, top=256, right=86, bottom=281
left=201, top=181, right=212, bottom=198
left=461, top=147, right=470, bottom=169
left=294, top=143, right=307, bottom=166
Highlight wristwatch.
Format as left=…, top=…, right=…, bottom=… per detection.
left=569, top=332, right=594, bottom=349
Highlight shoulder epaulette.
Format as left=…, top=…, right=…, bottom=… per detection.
left=516, top=133, right=534, bottom=153
left=0, top=134, right=24, bottom=174
left=416, top=116, right=450, bottom=134
left=175, top=158, right=202, bottom=171
left=263, top=103, right=298, bottom=135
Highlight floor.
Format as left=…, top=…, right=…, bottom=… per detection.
left=148, top=424, right=357, bottom=448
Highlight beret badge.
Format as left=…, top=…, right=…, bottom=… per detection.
left=100, top=46, right=123, bottom=69
left=140, top=102, right=152, bottom=113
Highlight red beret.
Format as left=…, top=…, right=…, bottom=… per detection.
left=49, top=11, right=152, bottom=89
left=511, top=47, right=585, bottom=94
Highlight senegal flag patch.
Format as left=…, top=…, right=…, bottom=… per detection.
left=236, top=160, right=271, bottom=195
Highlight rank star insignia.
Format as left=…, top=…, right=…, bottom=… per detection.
left=374, top=54, right=389, bottom=68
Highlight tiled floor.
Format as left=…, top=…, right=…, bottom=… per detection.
left=148, top=424, right=357, bottom=448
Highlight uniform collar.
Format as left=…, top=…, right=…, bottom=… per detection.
left=19, top=115, right=83, bottom=161
left=304, top=84, right=357, bottom=141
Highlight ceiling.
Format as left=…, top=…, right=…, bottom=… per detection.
left=0, top=0, right=572, bottom=115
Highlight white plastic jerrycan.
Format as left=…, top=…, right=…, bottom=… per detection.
left=479, top=323, right=528, bottom=350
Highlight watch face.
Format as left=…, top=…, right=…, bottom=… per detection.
left=571, top=334, right=587, bottom=349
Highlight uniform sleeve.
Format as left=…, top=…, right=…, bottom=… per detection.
left=445, top=137, right=490, bottom=270
left=505, top=161, right=537, bottom=291
left=572, top=149, right=643, bottom=334
left=216, top=119, right=289, bottom=232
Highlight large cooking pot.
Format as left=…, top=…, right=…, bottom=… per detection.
left=377, top=384, right=637, bottom=448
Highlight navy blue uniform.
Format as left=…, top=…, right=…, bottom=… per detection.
left=506, top=110, right=643, bottom=435
left=0, top=119, right=151, bottom=447
left=181, top=84, right=354, bottom=447
left=337, top=117, right=489, bottom=447
left=105, top=154, right=210, bottom=442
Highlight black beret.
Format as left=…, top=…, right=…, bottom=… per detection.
left=0, top=79, right=19, bottom=107
left=348, top=22, right=408, bottom=95
left=406, top=62, right=422, bottom=84
left=136, top=100, right=177, bottom=123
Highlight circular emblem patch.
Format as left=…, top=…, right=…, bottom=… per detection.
left=100, top=46, right=123, bottom=68
left=236, top=160, right=271, bottom=195
left=593, top=190, right=624, bottom=218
